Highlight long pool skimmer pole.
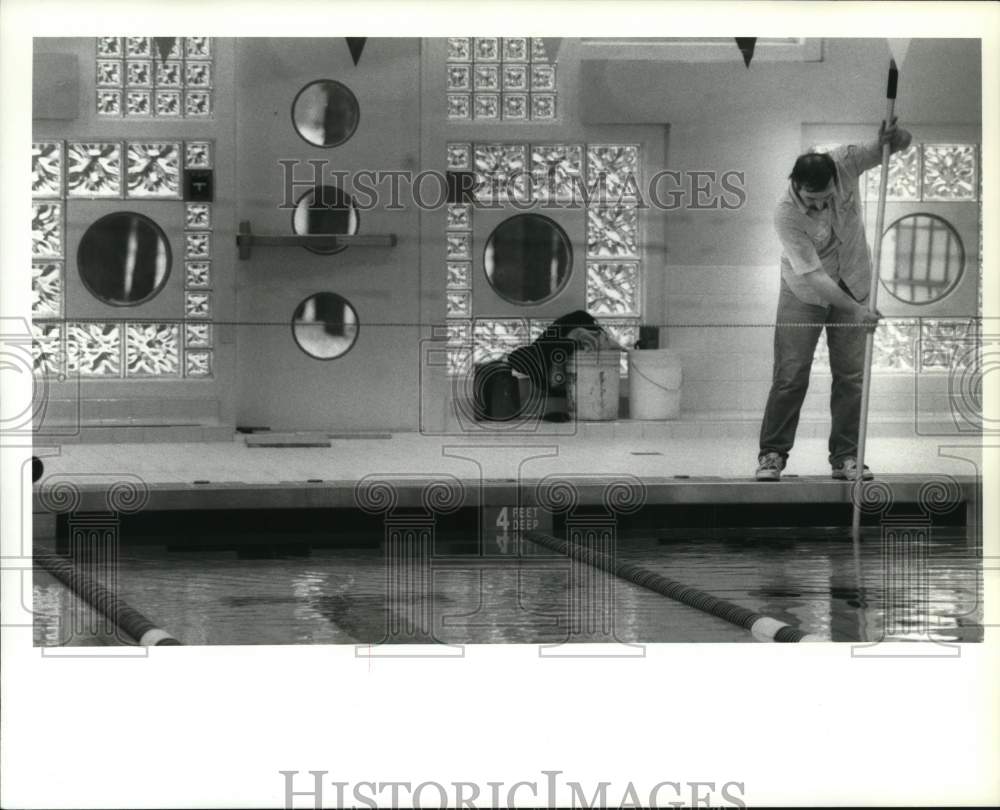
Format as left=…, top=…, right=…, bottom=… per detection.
left=851, top=58, right=898, bottom=550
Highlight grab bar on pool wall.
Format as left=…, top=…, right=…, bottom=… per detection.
left=236, top=220, right=397, bottom=260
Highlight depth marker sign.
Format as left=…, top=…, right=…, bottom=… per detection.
left=482, top=505, right=553, bottom=555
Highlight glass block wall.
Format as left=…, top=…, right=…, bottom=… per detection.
left=444, top=141, right=642, bottom=376
left=96, top=37, right=213, bottom=118
left=810, top=141, right=980, bottom=207
left=809, top=140, right=980, bottom=374
left=861, top=143, right=978, bottom=203
left=31, top=139, right=215, bottom=379
left=446, top=37, right=557, bottom=121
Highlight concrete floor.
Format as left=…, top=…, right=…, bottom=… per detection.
left=32, top=431, right=982, bottom=485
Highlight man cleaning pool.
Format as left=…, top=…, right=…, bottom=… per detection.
left=756, top=117, right=912, bottom=482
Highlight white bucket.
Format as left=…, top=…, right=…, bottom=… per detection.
left=567, top=352, right=620, bottom=421
left=628, top=349, right=682, bottom=420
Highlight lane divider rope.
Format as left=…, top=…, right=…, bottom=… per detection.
left=34, top=552, right=182, bottom=646
left=525, top=531, right=825, bottom=643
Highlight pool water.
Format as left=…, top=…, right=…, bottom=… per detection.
left=616, top=530, right=981, bottom=643
left=33, top=529, right=981, bottom=646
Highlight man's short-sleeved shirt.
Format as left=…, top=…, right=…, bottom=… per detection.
left=774, top=141, right=882, bottom=305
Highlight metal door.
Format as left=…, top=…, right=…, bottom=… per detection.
left=235, top=38, right=421, bottom=430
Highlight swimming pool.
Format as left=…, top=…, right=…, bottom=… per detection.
left=33, top=526, right=981, bottom=646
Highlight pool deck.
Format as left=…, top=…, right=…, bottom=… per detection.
left=32, top=432, right=981, bottom=517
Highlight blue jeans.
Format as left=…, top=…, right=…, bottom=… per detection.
left=759, top=280, right=867, bottom=466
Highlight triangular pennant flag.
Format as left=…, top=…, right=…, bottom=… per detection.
left=346, top=37, right=367, bottom=66
left=735, top=37, right=757, bottom=68
left=153, top=37, right=177, bottom=66
left=541, top=37, right=562, bottom=62
left=887, top=38, right=911, bottom=68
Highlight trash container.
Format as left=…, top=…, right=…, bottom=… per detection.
left=567, top=351, right=621, bottom=420
left=627, top=349, right=682, bottom=420
left=473, top=360, right=521, bottom=421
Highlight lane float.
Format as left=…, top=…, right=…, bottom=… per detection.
left=525, top=531, right=825, bottom=643
left=35, top=552, right=181, bottom=646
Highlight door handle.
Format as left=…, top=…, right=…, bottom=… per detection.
left=236, top=220, right=397, bottom=260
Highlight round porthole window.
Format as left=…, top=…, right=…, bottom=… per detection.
left=292, top=185, right=360, bottom=255
left=291, top=79, right=360, bottom=148
left=77, top=212, right=171, bottom=306
left=484, top=214, right=573, bottom=305
left=879, top=213, right=965, bottom=305
left=292, top=292, right=360, bottom=360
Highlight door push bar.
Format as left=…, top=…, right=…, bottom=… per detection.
left=236, top=220, right=397, bottom=260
